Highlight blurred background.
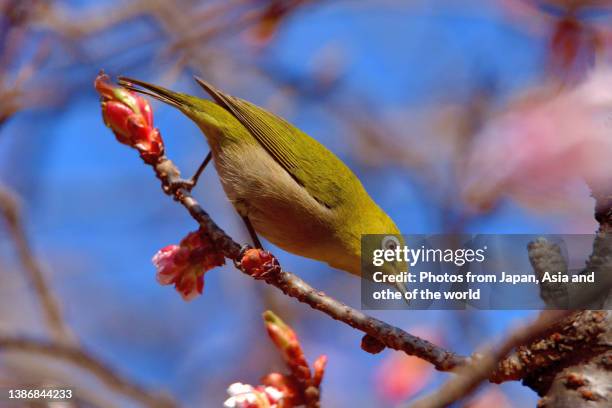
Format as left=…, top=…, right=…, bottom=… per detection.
left=1, top=0, right=612, bottom=406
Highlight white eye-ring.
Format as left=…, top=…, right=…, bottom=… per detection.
left=382, top=235, right=400, bottom=250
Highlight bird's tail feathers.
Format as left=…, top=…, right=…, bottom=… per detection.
left=118, top=76, right=197, bottom=111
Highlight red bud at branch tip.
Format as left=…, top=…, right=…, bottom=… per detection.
left=94, top=71, right=164, bottom=164
left=263, top=311, right=311, bottom=383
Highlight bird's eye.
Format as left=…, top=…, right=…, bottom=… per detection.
left=382, top=235, right=400, bottom=250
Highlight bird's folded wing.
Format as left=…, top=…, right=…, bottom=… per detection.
left=195, top=77, right=360, bottom=210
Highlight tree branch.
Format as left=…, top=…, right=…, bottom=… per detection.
left=152, top=156, right=465, bottom=372
left=408, top=310, right=573, bottom=408
left=416, top=187, right=612, bottom=406
left=491, top=310, right=610, bottom=384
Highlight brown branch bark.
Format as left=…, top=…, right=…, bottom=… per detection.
left=491, top=311, right=610, bottom=384
left=522, top=312, right=612, bottom=407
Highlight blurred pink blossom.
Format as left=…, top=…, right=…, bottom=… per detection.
left=462, top=66, right=612, bottom=212
left=374, top=327, right=440, bottom=403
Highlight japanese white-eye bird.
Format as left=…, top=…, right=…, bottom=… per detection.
left=119, top=76, right=408, bottom=295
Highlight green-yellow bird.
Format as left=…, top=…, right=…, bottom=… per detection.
left=119, top=76, right=407, bottom=294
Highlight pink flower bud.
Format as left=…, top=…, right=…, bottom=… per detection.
left=152, top=230, right=225, bottom=301
left=152, top=245, right=182, bottom=285
left=263, top=311, right=310, bottom=382
left=263, top=311, right=298, bottom=351
left=240, top=249, right=279, bottom=278
left=95, top=73, right=164, bottom=164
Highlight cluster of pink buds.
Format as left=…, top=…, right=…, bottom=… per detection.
left=224, top=311, right=327, bottom=407
left=94, top=72, right=164, bottom=164
left=152, top=229, right=225, bottom=301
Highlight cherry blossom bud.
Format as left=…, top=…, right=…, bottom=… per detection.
left=240, top=248, right=280, bottom=279
left=95, top=72, right=164, bottom=164
left=226, top=312, right=326, bottom=407
left=263, top=311, right=310, bottom=382
left=152, top=229, right=225, bottom=301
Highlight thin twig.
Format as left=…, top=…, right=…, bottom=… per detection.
left=34, top=0, right=146, bottom=38
left=0, top=186, right=73, bottom=344
left=0, top=335, right=177, bottom=408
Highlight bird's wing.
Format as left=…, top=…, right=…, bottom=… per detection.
left=195, top=77, right=361, bottom=209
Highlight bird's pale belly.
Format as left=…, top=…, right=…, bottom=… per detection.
left=212, top=143, right=348, bottom=268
